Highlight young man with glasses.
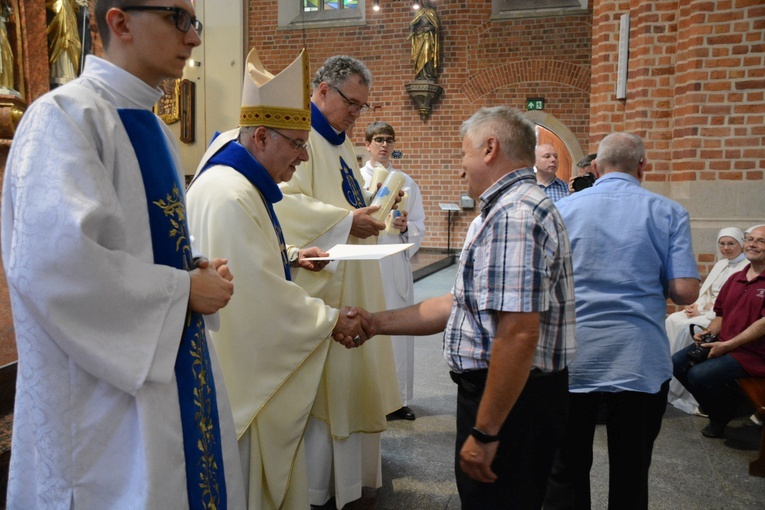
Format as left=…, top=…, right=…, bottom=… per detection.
left=360, top=121, right=426, bottom=422
left=274, top=55, right=401, bottom=510
left=673, top=225, right=765, bottom=439
left=1, top=1, right=246, bottom=508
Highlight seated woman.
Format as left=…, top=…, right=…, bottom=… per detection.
left=666, top=227, right=747, bottom=414
left=672, top=225, right=765, bottom=438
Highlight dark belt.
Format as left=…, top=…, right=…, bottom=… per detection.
left=450, top=367, right=555, bottom=398
left=450, top=369, right=488, bottom=397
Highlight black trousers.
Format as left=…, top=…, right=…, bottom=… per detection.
left=452, top=368, right=569, bottom=510
left=544, top=380, right=670, bottom=510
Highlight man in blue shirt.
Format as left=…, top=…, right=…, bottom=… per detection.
left=544, top=132, right=700, bottom=510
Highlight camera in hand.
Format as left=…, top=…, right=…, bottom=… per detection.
left=687, top=331, right=718, bottom=365
left=571, top=172, right=596, bottom=192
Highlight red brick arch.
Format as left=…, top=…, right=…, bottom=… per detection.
left=460, top=60, right=591, bottom=103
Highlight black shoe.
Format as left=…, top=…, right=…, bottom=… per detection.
left=386, top=406, right=416, bottom=421
left=701, top=422, right=726, bottom=438
left=310, top=497, right=337, bottom=510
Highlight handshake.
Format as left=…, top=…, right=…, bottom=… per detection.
left=332, top=307, right=378, bottom=349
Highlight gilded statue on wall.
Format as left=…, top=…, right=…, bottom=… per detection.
left=154, top=78, right=181, bottom=125
left=0, top=0, right=16, bottom=93
left=407, top=2, right=440, bottom=83
left=46, top=0, right=87, bottom=85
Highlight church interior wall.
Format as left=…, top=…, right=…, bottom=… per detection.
left=245, top=0, right=593, bottom=251
left=588, top=0, right=764, bottom=296
left=0, top=0, right=762, bottom=359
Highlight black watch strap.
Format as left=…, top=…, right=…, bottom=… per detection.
left=470, top=426, right=500, bottom=443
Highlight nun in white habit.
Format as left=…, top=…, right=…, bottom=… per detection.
left=666, top=227, right=747, bottom=414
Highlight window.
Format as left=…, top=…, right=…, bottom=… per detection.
left=302, top=0, right=358, bottom=13
left=279, top=0, right=365, bottom=28
left=491, top=0, right=587, bottom=19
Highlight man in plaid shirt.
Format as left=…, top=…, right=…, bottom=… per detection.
left=535, top=143, right=570, bottom=202
left=363, top=106, right=576, bottom=509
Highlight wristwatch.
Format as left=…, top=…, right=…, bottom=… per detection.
left=470, top=426, right=500, bottom=443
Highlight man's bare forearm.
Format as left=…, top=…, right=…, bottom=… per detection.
left=475, top=311, right=540, bottom=435
left=373, top=293, right=453, bottom=337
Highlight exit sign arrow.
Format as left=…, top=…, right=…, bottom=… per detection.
left=526, top=98, right=545, bottom=111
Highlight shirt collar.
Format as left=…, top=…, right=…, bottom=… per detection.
left=729, top=252, right=746, bottom=266
left=733, top=264, right=765, bottom=283
left=82, top=55, right=163, bottom=110
left=594, top=171, right=641, bottom=187
left=479, top=167, right=536, bottom=216
left=311, top=102, right=346, bottom=146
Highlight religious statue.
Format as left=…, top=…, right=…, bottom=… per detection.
left=0, top=0, right=16, bottom=92
left=407, top=3, right=440, bottom=83
left=46, top=0, right=85, bottom=85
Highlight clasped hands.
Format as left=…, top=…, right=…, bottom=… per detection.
left=189, top=257, right=234, bottom=315
left=332, top=307, right=377, bottom=349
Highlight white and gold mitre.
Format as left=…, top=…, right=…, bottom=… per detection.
left=240, top=48, right=311, bottom=130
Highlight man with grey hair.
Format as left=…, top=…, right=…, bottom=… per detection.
left=361, top=106, right=576, bottom=509
left=273, top=55, right=400, bottom=509
left=186, top=48, right=374, bottom=509
left=545, top=132, right=700, bottom=510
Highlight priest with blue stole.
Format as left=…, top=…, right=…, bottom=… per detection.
left=273, top=55, right=401, bottom=509
left=1, top=1, right=245, bottom=508
left=186, top=48, right=367, bottom=510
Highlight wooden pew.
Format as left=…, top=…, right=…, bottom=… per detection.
left=0, top=361, right=17, bottom=509
left=738, top=377, right=765, bottom=477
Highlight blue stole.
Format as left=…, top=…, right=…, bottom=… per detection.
left=195, top=139, right=292, bottom=280
left=311, top=102, right=366, bottom=209
left=118, top=109, right=227, bottom=510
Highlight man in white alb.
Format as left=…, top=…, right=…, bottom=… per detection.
left=187, top=48, right=367, bottom=510
left=1, top=1, right=245, bottom=507
left=360, top=121, right=426, bottom=421
left=274, top=55, right=401, bottom=508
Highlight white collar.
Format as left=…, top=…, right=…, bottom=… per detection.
left=81, top=55, right=164, bottom=110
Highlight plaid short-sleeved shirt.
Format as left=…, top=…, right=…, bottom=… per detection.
left=538, top=176, right=570, bottom=203
left=444, top=168, right=576, bottom=373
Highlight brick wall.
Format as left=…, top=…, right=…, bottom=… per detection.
left=590, top=0, right=765, bottom=299
left=591, top=0, right=764, bottom=182
left=248, top=1, right=593, bottom=249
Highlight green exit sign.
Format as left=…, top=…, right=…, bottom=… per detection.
left=526, top=98, right=545, bottom=111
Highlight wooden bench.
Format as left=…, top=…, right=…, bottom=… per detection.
left=738, top=377, right=765, bottom=477
left=0, top=361, right=16, bottom=509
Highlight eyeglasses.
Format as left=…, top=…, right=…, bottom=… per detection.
left=744, top=236, right=765, bottom=247
left=331, top=85, right=370, bottom=114
left=269, top=128, right=310, bottom=151
left=372, top=137, right=395, bottom=145
left=717, top=241, right=739, bottom=248
left=121, top=6, right=203, bottom=34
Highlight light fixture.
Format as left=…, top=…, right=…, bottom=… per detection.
left=412, top=0, right=420, bottom=10
left=373, top=0, right=380, bottom=11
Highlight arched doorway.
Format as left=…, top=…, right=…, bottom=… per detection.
left=525, top=110, right=585, bottom=184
